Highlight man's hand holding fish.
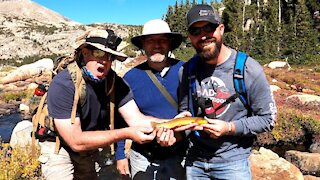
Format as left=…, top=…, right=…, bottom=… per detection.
left=201, top=117, right=235, bottom=139
left=156, top=127, right=177, bottom=147
left=151, top=112, right=235, bottom=140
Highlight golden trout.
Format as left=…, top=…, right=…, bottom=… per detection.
left=151, top=117, right=208, bottom=129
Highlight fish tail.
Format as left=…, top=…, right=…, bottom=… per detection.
left=150, top=121, right=158, bottom=129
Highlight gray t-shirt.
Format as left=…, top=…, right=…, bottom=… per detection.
left=178, top=48, right=277, bottom=163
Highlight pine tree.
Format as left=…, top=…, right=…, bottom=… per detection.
left=192, top=0, right=197, bottom=6
left=222, top=0, right=248, bottom=51
left=246, top=0, right=267, bottom=61
left=165, top=5, right=174, bottom=28
left=305, top=0, right=320, bottom=30
left=281, top=0, right=319, bottom=64
left=252, top=0, right=280, bottom=61
left=162, top=0, right=318, bottom=65
left=211, top=0, right=222, bottom=9
left=186, top=0, right=191, bottom=9
left=293, top=0, right=319, bottom=64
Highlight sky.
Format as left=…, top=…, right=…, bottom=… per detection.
left=32, top=0, right=214, bottom=25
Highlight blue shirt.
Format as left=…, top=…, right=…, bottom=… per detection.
left=124, top=60, right=183, bottom=118
left=116, top=58, right=186, bottom=160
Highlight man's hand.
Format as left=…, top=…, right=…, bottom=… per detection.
left=128, top=127, right=156, bottom=144
left=174, top=111, right=192, bottom=118
left=116, top=158, right=131, bottom=178
left=201, top=118, right=232, bottom=139
left=156, top=127, right=176, bottom=147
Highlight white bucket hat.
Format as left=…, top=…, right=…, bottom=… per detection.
left=131, top=19, right=182, bottom=51
left=76, top=29, right=128, bottom=61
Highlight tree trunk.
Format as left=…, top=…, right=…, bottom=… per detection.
left=278, top=0, right=281, bottom=52
left=242, top=0, right=246, bottom=32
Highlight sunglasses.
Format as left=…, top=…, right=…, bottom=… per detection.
left=188, top=23, right=219, bottom=36
left=86, top=46, right=116, bottom=61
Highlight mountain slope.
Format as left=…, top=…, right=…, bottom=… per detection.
left=0, top=0, right=79, bottom=26
left=0, top=0, right=140, bottom=63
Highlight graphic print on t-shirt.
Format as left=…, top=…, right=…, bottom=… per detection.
left=196, top=76, right=231, bottom=118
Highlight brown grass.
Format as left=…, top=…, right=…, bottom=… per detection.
left=264, top=65, right=320, bottom=96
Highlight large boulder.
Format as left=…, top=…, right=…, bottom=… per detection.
left=270, top=85, right=281, bottom=92
left=304, top=175, right=320, bottom=180
left=250, top=147, right=304, bottom=180
left=268, top=61, right=291, bottom=69
left=285, top=150, right=320, bottom=176
left=0, top=58, right=53, bottom=84
left=286, top=94, right=320, bottom=110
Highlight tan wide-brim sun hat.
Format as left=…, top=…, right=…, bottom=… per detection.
left=75, top=29, right=128, bottom=61
left=131, top=19, right=183, bottom=51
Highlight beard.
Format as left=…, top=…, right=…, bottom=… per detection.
left=195, top=37, right=222, bottom=62
left=149, top=53, right=166, bottom=63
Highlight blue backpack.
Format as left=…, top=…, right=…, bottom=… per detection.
left=187, top=51, right=250, bottom=116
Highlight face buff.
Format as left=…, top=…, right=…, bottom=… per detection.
left=82, top=66, right=104, bottom=83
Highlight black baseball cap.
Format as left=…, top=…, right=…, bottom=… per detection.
left=187, top=4, right=221, bottom=29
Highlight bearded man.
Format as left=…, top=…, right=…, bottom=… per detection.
left=175, top=4, right=277, bottom=180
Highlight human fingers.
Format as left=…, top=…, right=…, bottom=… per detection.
left=163, top=129, right=172, bottom=144
left=138, top=128, right=156, bottom=143
left=156, top=128, right=165, bottom=145
left=203, top=116, right=219, bottom=124
left=156, top=128, right=174, bottom=146
left=156, top=127, right=165, bottom=144
left=116, top=159, right=130, bottom=176
left=174, top=111, right=192, bottom=118
left=139, top=126, right=154, bottom=134
left=173, top=123, right=201, bottom=132
left=147, top=129, right=157, bottom=138
left=202, top=123, right=226, bottom=138
left=156, top=127, right=164, bottom=137
left=167, top=130, right=176, bottom=146
left=123, top=163, right=131, bottom=177
left=209, top=132, right=219, bottom=139
left=159, top=128, right=169, bottom=142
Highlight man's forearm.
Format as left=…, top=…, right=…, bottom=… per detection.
left=119, top=100, right=167, bottom=128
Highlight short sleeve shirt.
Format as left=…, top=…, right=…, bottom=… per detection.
left=47, top=69, right=132, bottom=131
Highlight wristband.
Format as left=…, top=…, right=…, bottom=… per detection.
left=226, top=122, right=232, bottom=135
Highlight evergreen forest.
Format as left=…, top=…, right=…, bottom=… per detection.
left=163, top=0, right=319, bottom=65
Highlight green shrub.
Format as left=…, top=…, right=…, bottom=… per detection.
left=173, top=46, right=195, bottom=62
left=0, top=65, right=16, bottom=72
left=0, top=143, right=41, bottom=180
left=123, top=44, right=138, bottom=58
left=272, top=108, right=320, bottom=142
left=0, top=91, right=32, bottom=103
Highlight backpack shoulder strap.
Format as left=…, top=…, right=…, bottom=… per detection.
left=145, top=70, right=178, bottom=110
left=67, top=61, right=86, bottom=124
left=106, top=71, right=116, bottom=155
left=188, top=55, right=206, bottom=138
left=105, top=70, right=115, bottom=97
left=233, top=51, right=249, bottom=107
left=187, top=55, right=199, bottom=116
left=31, top=92, right=48, bottom=156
